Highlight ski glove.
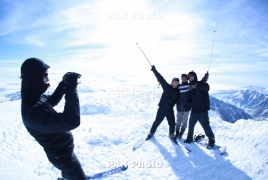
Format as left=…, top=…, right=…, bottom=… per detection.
left=201, top=71, right=209, bottom=82
left=62, top=72, right=81, bottom=86
left=151, top=65, right=156, bottom=71
left=189, top=84, right=197, bottom=90
left=58, top=80, right=66, bottom=89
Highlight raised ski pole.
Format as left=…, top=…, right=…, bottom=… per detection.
left=207, top=30, right=216, bottom=72
left=136, top=42, right=152, bottom=67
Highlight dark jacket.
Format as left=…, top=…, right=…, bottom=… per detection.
left=20, top=58, right=80, bottom=158
left=188, top=72, right=210, bottom=113
left=176, top=83, right=191, bottom=112
left=152, top=68, right=179, bottom=109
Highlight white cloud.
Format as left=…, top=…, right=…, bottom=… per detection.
left=25, top=35, right=45, bottom=46
left=1, top=0, right=268, bottom=90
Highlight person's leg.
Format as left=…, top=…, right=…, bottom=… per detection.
left=48, top=153, right=87, bottom=180
left=180, top=111, right=190, bottom=130
left=149, top=108, right=166, bottom=134
left=175, top=111, right=183, bottom=134
left=166, top=109, right=176, bottom=134
left=198, top=111, right=215, bottom=141
left=61, top=153, right=87, bottom=180
left=184, top=112, right=198, bottom=143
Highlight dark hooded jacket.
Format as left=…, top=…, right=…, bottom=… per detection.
left=21, top=58, right=80, bottom=158
left=188, top=71, right=210, bottom=113
left=176, top=82, right=190, bottom=112
left=152, top=68, right=179, bottom=109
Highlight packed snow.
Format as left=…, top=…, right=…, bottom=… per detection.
left=0, top=74, right=268, bottom=180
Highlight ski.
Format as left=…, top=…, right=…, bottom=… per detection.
left=168, top=135, right=191, bottom=152
left=57, top=165, right=128, bottom=180
left=133, top=138, right=146, bottom=149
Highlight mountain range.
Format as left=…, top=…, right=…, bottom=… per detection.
left=2, top=85, right=267, bottom=123
left=209, top=96, right=252, bottom=123
left=211, top=86, right=268, bottom=121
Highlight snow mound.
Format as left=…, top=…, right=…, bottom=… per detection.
left=80, top=104, right=111, bottom=115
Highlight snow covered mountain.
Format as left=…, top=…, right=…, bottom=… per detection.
left=212, top=87, right=268, bottom=120
left=209, top=96, right=252, bottom=123
left=242, top=86, right=268, bottom=95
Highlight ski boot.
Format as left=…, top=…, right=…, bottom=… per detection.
left=169, top=133, right=177, bottom=143
left=184, top=137, right=193, bottom=144
left=177, top=127, right=186, bottom=140
left=207, top=139, right=215, bottom=149
left=146, top=132, right=154, bottom=140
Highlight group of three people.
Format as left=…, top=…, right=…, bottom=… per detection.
left=146, top=65, right=215, bottom=149
left=20, top=58, right=214, bottom=180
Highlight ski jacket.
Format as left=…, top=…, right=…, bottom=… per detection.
left=20, top=58, right=80, bottom=158
left=176, top=83, right=191, bottom=112
left=188, top=81, right=210, bottom=113
left=152, top=68, right=179, bottom=109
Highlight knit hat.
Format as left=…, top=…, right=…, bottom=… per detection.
left=181, top=74, right=188, bottom=78
left=172, top=77, right=180, bottom=83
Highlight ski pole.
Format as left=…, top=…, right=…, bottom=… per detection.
left=136, top=42, right=152, bottom=67
left=208, top=31, right=216, bottom=71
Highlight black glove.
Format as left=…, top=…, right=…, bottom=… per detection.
left=201, top=71, right=209, bottom=82
left=151, top=65, right=156, bottom=71
left=58, top=81, right=66, bottom=88
left=62, top=72, right=81, bottom=86
left=189, top=84, right=197, bottom=90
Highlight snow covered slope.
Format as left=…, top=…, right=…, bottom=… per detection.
left=0, top=77, right=267, bottom=180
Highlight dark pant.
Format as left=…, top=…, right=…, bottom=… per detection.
left=186, top=111, right=215, bottom=141
left=150, top=107, right=176, bottom=134
left=48, top=152, right=87, bottom=180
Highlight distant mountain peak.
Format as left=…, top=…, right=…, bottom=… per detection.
left=241, top=86, right=268, bottom=94
left=211, top=88, right=268, bottom=120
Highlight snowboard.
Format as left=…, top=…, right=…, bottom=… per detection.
left=194, top=135, right=227, bottom=155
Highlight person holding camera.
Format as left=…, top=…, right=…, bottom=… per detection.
left=20, top=58, right=87, bottom=180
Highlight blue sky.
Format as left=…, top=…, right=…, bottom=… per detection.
left=0, top=0, right=267, bottom=90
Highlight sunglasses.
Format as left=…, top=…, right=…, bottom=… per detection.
left=44, top=72, right=48, bottom=77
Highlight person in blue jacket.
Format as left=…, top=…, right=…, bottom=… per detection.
left=20, top=58, right=88, bottom=180
left=146, top=65, right=180, bottom=141
left=175, top=74, right=191, bottom=140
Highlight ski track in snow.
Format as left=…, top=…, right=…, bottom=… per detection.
left=0, top=78, right=267, bottom=180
